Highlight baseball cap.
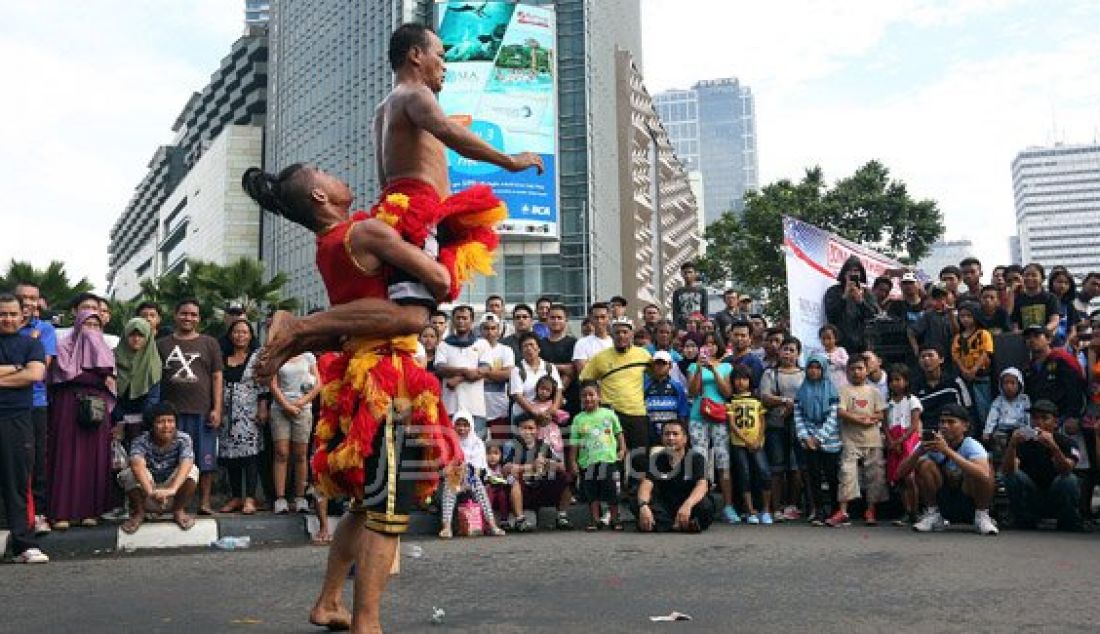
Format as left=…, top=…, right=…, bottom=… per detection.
left=939, top=403, right=971, bottom=423
left=1030, top=399, right=1058, bottom=416
left=1022, top=324, right=1046, bottom=336
left=652, top=350, right=673, bottom=364
left=610, top=316, right=634, bottom=330
left=900, top=272, right=918, bottom=284
left=480, top=313, right=500, bottom=325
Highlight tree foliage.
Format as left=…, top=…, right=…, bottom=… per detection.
left=136, top=258, right=298, bottom=336
left=0, top=260, right=94, bottom=310
left=697, top=161, right=944, bottom=321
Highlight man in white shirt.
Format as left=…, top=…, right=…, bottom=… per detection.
left=435, top=305, right=491, bottom=436
left=477, top=313, right=515, bottom=441
left=572, top=302, right=613, bottom=376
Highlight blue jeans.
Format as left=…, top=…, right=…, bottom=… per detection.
left=969, top=377, right=992, bottom=429
left=731, top=445, right=770, bottom=499
left=1004, top=471, right=1081, bottom=530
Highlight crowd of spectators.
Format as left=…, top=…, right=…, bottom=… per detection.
left=2, top=255, right=1098, bottom=563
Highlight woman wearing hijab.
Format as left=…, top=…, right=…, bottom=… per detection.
left=112, top=317, right=162, bottom=447
left=218, top=318, right=266, bottom=515
left=47, top=310, right=117, bottom=530
left=793, top=353, right=841, bottom=526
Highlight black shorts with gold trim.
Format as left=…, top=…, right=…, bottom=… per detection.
left=350, top=414, right=428, bottom=535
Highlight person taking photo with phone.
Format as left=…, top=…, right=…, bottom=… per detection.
left=1001, top=399, right=1082, bottom=531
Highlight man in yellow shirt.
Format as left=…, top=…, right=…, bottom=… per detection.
left=580, top=317, right=652, bottom=494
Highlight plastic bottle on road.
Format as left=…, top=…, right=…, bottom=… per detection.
left=211, top=536, right=252, bottom=550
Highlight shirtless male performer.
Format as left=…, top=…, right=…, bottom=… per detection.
left=259, top=24, right=543, bottom=634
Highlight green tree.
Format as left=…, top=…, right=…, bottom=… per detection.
left=0, top=260, right=95, bottom=309
left=698, top=161, right=944, bottom=321
left=137, top=258, right=298, bottom=335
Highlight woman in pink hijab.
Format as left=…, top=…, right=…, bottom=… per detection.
left=46, top=309, right=117, bottom=530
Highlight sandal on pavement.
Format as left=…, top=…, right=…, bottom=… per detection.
left=610, top=519, right=625, bottom=531
left=120, top=514, right=144, bottom=535
left=174, top=513, right=195, bottom=531
left=438, top=525, right=453, bottom=539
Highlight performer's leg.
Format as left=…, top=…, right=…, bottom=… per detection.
left=351, top=530, right=399, bottom=634
left=309, top=513, right=363, bottom=630
left=258, top=302, right=431, bottom=379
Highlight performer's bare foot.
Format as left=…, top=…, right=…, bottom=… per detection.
left=309, top=603, right=352, bottom=631
left=257, top=310, right=299, bottom=381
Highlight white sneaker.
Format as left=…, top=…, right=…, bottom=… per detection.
left=34, top=515, right=51, bottom=535
left=273, top=498, right=289, bottom=514
left=293, top=497, right=310, bottom=514
left=14, top=548, right=49, bottom=564
left=912, top=509, right=946, bottom=533
left=974, top=510, right=999, bottom=536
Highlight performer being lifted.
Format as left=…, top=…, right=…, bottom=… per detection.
left=244, top=22, right=543, bottom=634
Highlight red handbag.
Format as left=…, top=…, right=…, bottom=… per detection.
left=700, top=397, right=728, bottom=424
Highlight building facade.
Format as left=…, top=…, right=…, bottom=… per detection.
left=655, top=78, right=758, bottom=225
left=614, top=50, right=701, bottom=310
left=245, top=0, right=270, bottom=28
left=262, top=0, right=647, bottom=315
left=916, top=239, right=974, bottom=279
left=107, top=33, right=267, bottom=297
left=1013, top=143, right=1100, bottom=276
left=110, top=126, right=264, bottom=300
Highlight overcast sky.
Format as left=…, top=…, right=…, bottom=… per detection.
left=3, top=1, right=1098, bottom=294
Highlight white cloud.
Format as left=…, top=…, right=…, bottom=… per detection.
left=0, top=1, right=242, bottom=294
left=641, top=0, right=1100, bottom=268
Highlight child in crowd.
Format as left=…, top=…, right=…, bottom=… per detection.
left=438, top=411, right=506, bottom=538
left=727, top=366, right=772, bottom=524
left=863, top=351, right=889, bottom=402
left=818, top=324, right=848, bottom=389
left=794, top=353, right=841, bottom=526
left=884, top=364, right=922, bottom=526
left=569, top=381, right=626, bottom=531
left=830, top=356, right=888, bottom=527
left=1048, top=267, right=1079, bottom=347
left=760, top=337, right=806, bottom=522
left=529, top=375, right=568, bottom=456
left=483, top=443, right=511, bottom=523
left=952, top=303, right=994, bottom=424
left=977, top=285, right=1012, bottom=335
left=981, top=367, right=1031, bottom=464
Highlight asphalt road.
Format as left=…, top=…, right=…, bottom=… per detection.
left=3, top=523, right=1097, bottom=633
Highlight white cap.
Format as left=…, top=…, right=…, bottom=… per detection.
left=610, top=316, right=634, bottom=330
left=900, top=272, right=918, bottom=283
left=480, top=313, right=499, bottom=324
left=653, top=350, right=673, bottom=363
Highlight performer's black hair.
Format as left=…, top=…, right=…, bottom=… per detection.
left=241, top=165, right=321, bottom=232
left=389, top=23, right=434, bottom=72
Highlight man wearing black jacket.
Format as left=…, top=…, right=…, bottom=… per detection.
left=1023, top=325, right=1086, bottom=424
left=823, top=256, right=879, bottom=354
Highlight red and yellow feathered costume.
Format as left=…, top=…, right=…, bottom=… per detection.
left=311, top=178, right=506, bottom=509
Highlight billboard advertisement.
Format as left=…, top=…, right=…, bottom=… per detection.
left=435, top=1, right=558, bottom=238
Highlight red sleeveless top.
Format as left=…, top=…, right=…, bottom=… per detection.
left=315, top=211, right=387, bottom=306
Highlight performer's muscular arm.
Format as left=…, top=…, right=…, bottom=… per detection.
left=403, top=85, right=544, bottom=174
left=349, top=218, right=451, bottom=301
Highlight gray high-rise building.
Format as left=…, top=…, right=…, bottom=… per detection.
left=655, top=78, right=758, bottom=224
left=262, top=0, right=646, bottom=314
left=245, top=0, right=270, bottom=28
left=1013, top=142, right=1100, bottom=275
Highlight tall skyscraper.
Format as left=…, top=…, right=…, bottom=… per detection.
left=655, top=78, right=758, bottom=224
left=263, top=0, right=650, bottom=314
left=107, top=33, right=268, bottom=298
left=245, top=0, right=270, bottom=28
left=916, top=239, right=974, bottom=279
left=1013, top=143, right=1100, bottom=275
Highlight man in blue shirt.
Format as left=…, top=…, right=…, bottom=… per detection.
left=722, top=321, right=764, bottom=390
left=895, top=403, right=999, bottom=536
left=0, top=293, right=49, bottom=563
left=644, top=351, right=691, bottom=447
left=15, top=282, right=56, bottom=536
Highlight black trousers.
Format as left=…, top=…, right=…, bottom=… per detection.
left=221, top=456, right=259, bottom=499
left=0, top=409, right=38, bottom=555
left=805, top=449, right=840, bottom=514
left=615, top=411, right=651, bottom=490
left=30, top=406, right=47, bottom=513
left=632, top=495, right=716, bottom=532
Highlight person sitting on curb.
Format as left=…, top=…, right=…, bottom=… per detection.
left=635, top=420, right=714, bottom=533
left=118, top=402, right=199, bottom=533
left=1001, top=399, right=1082, bottom=531
left=895, top=403, right=999, bottom=535
left=503, top=416, right=574, bottom=532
